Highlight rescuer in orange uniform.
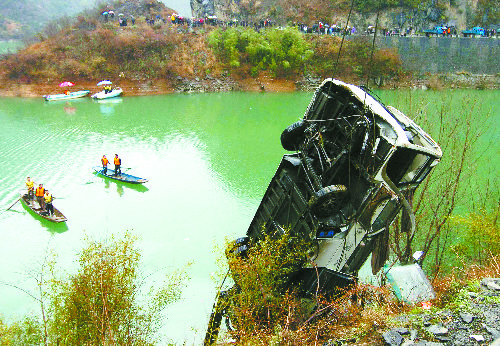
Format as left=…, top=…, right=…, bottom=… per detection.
left=114, top=154, right=122, bottom=176
left=44, top=190, right=54, bottom=217
left=101, top=155, right=109, bottom=175
left=35, top=183, right=45, bottom=210
left=25, top=176, right=35, bottom=201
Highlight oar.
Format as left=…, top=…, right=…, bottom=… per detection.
left=6, top=196, right=21, bottom=211
left=84, top=173, right=99, bottom=185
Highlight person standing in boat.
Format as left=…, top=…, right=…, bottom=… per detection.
left=101, top=155, right=109, bottom=175
left=44, top=190, right=54, bottom=217
left=35, top=183, right=45, bottom=210
left=114, top=154, right=122, bottom=176
left=26, top=176, right=35, bottom=201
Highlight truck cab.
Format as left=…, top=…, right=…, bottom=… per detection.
left=424, top=25, right=447, bottom=37
left=462, top=26, right=486, bottom=37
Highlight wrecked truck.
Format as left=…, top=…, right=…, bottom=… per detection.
left=205, top=78, right=442, bottom=344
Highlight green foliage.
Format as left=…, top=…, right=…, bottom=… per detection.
left=354, top=0, right=400, bottom=12
left=47, top=232, right=188, bottom=345
left=472, top=0, right=500, bottom=26
left=0, top=316, right=44, bottom=345
left=224, top=228, right=315, bottom=335
left=450, top=208, right=500, bottom=265
left=208, top=27, right=313, bottom=77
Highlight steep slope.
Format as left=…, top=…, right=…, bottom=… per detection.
left=0, top=0, right=96, bottom=39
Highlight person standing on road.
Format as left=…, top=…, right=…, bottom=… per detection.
left=114, top=154, right=122, bottom=176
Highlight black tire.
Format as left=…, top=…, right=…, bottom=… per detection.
left=309, top=185, right=348, bottom=217
left=281, top=120, right=307, bottom=151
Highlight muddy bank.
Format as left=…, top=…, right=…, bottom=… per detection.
left=0, top=72, right=497, bottom=98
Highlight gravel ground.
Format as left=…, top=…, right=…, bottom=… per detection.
left=379, top=278, right=500, bottom=346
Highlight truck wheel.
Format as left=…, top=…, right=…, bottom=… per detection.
left=281, top=120, right=307, bottom=151
left=309, top=185, right=348, bottom=217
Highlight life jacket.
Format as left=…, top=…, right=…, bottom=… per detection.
left=114, top=157, right=121, bottom=165
left=102, top=157, right=109, bottom=165
left=26, top=180, right=34, bottom=190
left=44, top=193, right=53, bottom=203
left=36, top=186, right=45, bottom=197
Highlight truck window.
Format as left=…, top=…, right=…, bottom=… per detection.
left=386, top=148, right=432, bottom=185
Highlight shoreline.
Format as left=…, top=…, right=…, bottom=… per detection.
left=0, top=73, right=498, bottom=98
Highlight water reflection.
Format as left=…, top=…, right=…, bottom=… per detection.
left=63, top=102, right=77, bottom=114
left=19, top=202, right=68, bottom=233
left=98, top=176, right=149, bottom=195
left=96, top=98, right=123, bottom=115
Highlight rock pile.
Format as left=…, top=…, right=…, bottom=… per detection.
left=381, top=278, right=500, bottom=346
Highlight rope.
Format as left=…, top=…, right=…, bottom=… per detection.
left=332, top=0, right=357, bottom=79
left=364, top=0, right=384, bottom=89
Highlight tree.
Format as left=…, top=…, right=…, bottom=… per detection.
left=389, top=92, right=490, bottom=277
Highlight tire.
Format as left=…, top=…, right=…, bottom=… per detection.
left=281, top=120, right=307, bottom=151
left=309, top=185, right=348, bottom=217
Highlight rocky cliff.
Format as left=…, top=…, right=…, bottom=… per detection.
left=190, top=0, right=499, bottom=32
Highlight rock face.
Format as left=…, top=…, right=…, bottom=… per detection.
left=190, top=0, right=279, bottom=22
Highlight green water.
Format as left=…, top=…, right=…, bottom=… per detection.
left=0, top=89, right=497, bottom=343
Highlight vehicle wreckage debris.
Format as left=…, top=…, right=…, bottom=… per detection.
left=204, top=78, right=443, bottom=345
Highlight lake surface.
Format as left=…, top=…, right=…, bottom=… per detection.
left=0, top=89, right=497, bottom=344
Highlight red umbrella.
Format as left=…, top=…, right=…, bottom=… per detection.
left=59, top=81, right=74, bottom=87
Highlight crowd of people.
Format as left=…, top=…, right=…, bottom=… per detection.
left=100, top=8, right=499, bottom=39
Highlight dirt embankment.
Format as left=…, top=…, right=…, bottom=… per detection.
left=0, top=72, right=497, bottom=98
left=0, top=75, right=299, bottom=98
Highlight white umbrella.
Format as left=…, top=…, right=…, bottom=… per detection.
left=97, top=80, right=112, bottom=86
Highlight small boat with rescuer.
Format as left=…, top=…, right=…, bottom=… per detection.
left=91, top=87, right=123, bottom=99
left=19, top=190, right=67, bottom=223
left=43, top=90, right=90, bottom=101
left=92, top=166, right=148, bottom=184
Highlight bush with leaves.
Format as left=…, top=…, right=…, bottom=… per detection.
left=223, top=228, right=316, bottom=338
left=0, top=316, right=44, bottom=345
left=208, top=27, right=313, bottom=77
left=46, top=232, right=188, bottom=345
left=450, top=207, right=500, bottom=266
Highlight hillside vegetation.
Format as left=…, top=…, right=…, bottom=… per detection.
left=0, top=0, right=95, bottom=39
left=0, top=0, right=403, bottom=93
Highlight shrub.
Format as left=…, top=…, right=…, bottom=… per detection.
left=47, top=232, right=188, bottom=345
left=223, top=228, right=315, bottom=337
